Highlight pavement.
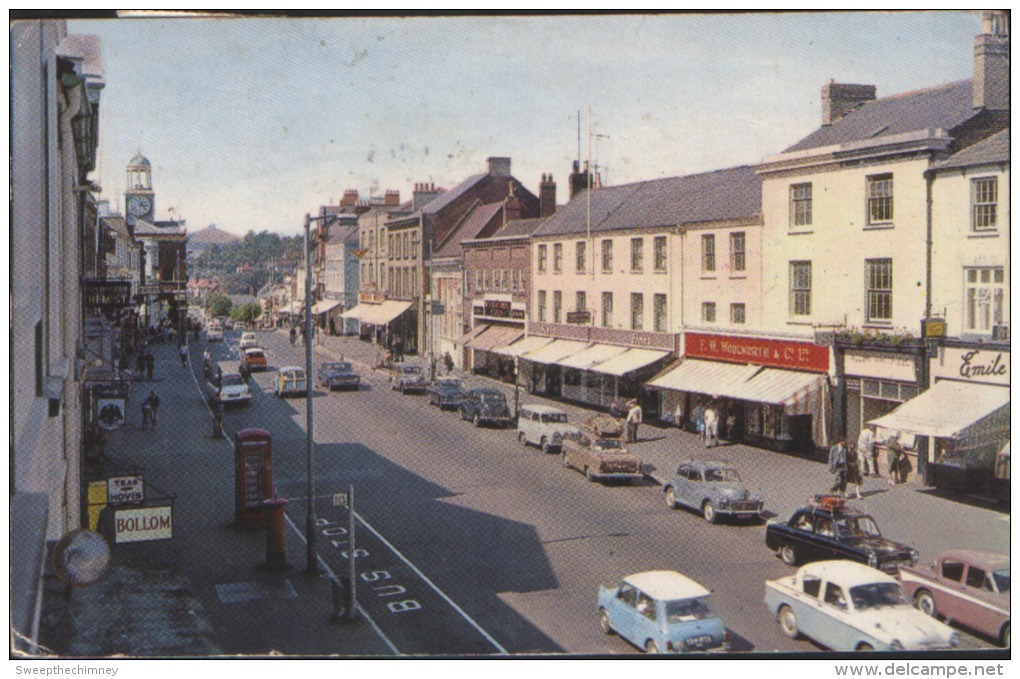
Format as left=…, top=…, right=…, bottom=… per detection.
left=32, top=330, right=1009, bottom=658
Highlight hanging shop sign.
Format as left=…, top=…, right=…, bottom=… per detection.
left=685, top=332, right=829, bottom=373
left=113, top=505, right=173, bottom=543
left=85, top=281, right=133, bottom=312
left=107, top=475, right=145, bottom=506
left=566, top=311, right=592, bottom=325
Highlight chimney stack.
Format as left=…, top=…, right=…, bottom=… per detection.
left=504, top=184, right=523, bottom=224
left=821, top=81, right=876, bottom=125
left=341, top=189, right=359, bottom=207
left=539, top=173, right=557, bottom=217
left=412, top=182, right=440, bottom=210
left=569, top=160, right=591, bottom=200
left=487, top=156, right=511, bottom=177
left=384, top=189, right=400, bottom=206
left=974, top=10, right=1009, bottom=111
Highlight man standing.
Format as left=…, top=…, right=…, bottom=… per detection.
left=828, top=438, right=848, bottom=496
left=886, top=433, right=907, bottom=485
left=626, top=399, right=642, bottom=443
left=703, top=404, right=719, bottom=448
left=857, top=424, right=877, bottom=477
left=180, top=342, right=188, bottom=367
left=145, top=350, right=155, bottom=380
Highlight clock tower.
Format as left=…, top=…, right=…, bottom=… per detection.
left=124, top=152, right=155, bottom=226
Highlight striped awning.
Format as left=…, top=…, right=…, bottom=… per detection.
left=520, top=339, right=589, bottom=365
left=557, top=343, right=631, bottom=370
left=593, top=348, right=670, bottom=377
left=492, top=335, right=555, bottom=358
left=468, top=325, right=524, bottom=353
left=456, top=324, right=491, bottom=346
left=311, top=299, right=343, bottom=315
left=647, top=359, right=752, bottom=393
left=869, top=380, right=1010, bottom=439
left=360, top=300, right=412, bottom=326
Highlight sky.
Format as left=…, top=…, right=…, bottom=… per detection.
left=70, top=11, right=983, bottom=237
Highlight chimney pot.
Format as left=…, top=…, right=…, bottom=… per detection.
left=974, top=10, right=1010, bottom=111
left=821, top=82, right=876, bottom=125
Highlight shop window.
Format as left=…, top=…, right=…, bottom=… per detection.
left=880, top=381, right=899, bottom=401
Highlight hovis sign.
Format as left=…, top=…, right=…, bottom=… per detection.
left=107, top=475, right=144, bottom=505
left=114, top=506, right=173, bottom=543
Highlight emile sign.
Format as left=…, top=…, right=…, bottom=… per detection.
left=933, top=347, right=1010, bottom=386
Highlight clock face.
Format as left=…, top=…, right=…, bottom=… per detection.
left=128, top=196, right=151, bottom=217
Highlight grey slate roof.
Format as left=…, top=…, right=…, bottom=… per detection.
left=933, top=128, right=1010, bottom=171
left=785, top=80, right=978, bottom=153
left=532, top=165, right=761, bottom=238
left=435, top=201, right=503, bottom=258
left=422, top=174, right=486, bottom=215
left=490, top=217, right=547, bottom=240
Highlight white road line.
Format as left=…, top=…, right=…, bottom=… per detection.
left=353, top=511, right=509, bottom=655
left=283, top=512, right=400, bottom=655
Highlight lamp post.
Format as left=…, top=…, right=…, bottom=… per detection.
left=303, top=213, right=318, bottom=575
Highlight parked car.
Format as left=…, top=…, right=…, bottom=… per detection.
left=765, top=495, right=918, bottom=575
left=241, top=348, right=268, bottom=372
left=458, top=388, right=513, bottom=427
left=561, top=414, right=643, bottom=483
left=317, top=361, right=360, bottom=391
left=517, top=404, right=578, bottom=453
left=663, top=459, right=764, bottom=524
left=205, top=362, right=251, bottom=406
left=597, top=570, right=730, bottom=654
left=899, top=549, right=1010, bottom=647
left=275, top=366, right=307, bottom=398
left=764, top=560, right=960, bottom=652
left=390, top=365, right=427, bottom=394
left=239, top=332, right=258, bottom=349
left=206, top=324, right=224, bottom=342
left=426, top=377, right=465, bottom=409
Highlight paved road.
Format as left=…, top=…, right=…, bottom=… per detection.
left=202, top=329, right=1003, bottom=656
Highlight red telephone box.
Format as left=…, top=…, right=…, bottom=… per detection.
left=234, top=428, right=274, bottom=528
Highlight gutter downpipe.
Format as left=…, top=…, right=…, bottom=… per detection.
left=919, top=168, right=936, bottom=485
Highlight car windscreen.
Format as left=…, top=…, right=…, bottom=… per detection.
left=404, top=367, right=422, bottom=374
left=848, top=583, right=909, bottom=610
left=325, top=363, right=350, bottom=372
left=285, top=371, right=306, bottom=379
left=247, top=352, right=265, bottom=359
left=992, top=568, right=1010, bottom=593
left=437, top=379, right=462, bottom=389
left=664, top=597, right=713, bottom=622
left=593, top=439, right=623, bottom=451
left=542, top=413, right=568, bottom=423
left=837, top=515, right=882, bottom=538
left=221, top=375, right=245, bottom=387
left=704, top=467, right=740, bottom=483
left=480, top=393, right=505, bottom=403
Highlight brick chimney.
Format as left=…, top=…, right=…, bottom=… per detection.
left=539, top=173, right=557, bottom=217
left=569, top=160, right=592, bottom=200
left=340, top=189, right=359, bottom=207
left=974, top=10, right=1009, bottom=111
left=384, top=189, right=400, bottom=206
left=504, top=184, right=523, bottom=224
left=821, top=81, right=876, bottom=125
left=412, top=182, right=440, bottom=210
left=487, top=156, right=511, bottom=177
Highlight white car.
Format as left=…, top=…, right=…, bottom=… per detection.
left=206, top=363, right=251, bottom=406
left=764, top=560, right=960, bottom=652
left=239, top=332, right=258, bottom=349
left=517, top=404, right=578, bottom=453
left=207, top=325, right=224, bottom=342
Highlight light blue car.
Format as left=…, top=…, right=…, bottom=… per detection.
left=597, top=570, right=730, bottom=654
left=663, top=459, right=764, bottom=524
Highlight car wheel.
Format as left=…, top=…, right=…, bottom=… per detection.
left=665, top=487, right=678, bottom=509
left=1000, top=622, right=1010, bottom=648
left=561, top=452, right=571, bottom=469
left=856, top=643, right=874, bottom=652
left=598, top=608, right=613, bottom=635
left=540, top=437, right=550, bottom=453
left=914, top=590, right=937, bottom=618
left=703, top=501, right=718, bottom=524
left=460, top=408, right=468, bottom=421
left=778, top=605, right=800, bottom=639
left=473, top=414, right=481, bottom=427
left=518, top=431, right=527, bottom=445
left=644, top=639, right=659, bottom=654
left=780, top=545, right=798, bottom=567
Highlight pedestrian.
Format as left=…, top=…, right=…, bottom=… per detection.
left=704, top=403, right=719, bottom=448
left=828, top=437, right=848, bottom=496
left=444, top=352, right=454, bottom=375
left=673, top=402, right=684, bottom=430
left=885, top=433, right=904, bottom=485
left=857, top=424, right=877, bottom=477
left=290, top=326, right=297, bottom=345
left=136, top=348, right=146, bottom=374
left=145, top=350, right=154, bottom=380
left=845, top=444, right=864, bottom=499
left=212, top=400, right=224, bottom=439
left=695, top=405, right=706, bottom=441
left=180, top=343, right=188, bottom=367
left=626, top=399, right=642, bottom=443
left=609, top=401, right=623, bottom=420
left=142, top=389, right=160, bottom=430
left=394, top=336, right=404, bottom=362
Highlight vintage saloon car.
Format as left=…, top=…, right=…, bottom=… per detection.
left=517, top=404, right=579, bottom=453
left=663, top=459, right=764, bottom=523
left=205, top=362, right=251, bottom=407
left=765, top=495, right=918, bottom=575
left=206, top=324, right=224, bottom=342
left=241, top=347, right=268, bottom=372
left=275, top=366, right=307, bottom=398
left=317, top=361, right=360, bottom=391
left=899, top=549, right=1010, bottom=647
left=239, top=332, right=258, bottom=349
left=426, top=377, right=465, bottom=409
left=562, top=414, right=643, bottom=483
left=765, top=560, right=960, bottom=652
left=390, top=365, right=427, bottom=394
left=458, top=388, right=512, bottom=428
left=598, top=570, right=730, bottom=654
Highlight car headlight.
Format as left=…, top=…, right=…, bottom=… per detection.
left=868, top=552, right=879, bottom=568
left=949, top=632, right=960, bottom=648
left=909, top=549, right=919, bottom=564
left=889, top=640, right=903, bottom=651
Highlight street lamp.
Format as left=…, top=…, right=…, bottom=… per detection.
left=303, top=213, right=319, bottom=575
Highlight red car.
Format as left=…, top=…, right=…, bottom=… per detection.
left=899, top=549, right=1010, bottom=647
left=241, top=348, right=268, bottom=372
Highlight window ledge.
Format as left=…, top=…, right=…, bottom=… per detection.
left=968, top=231, right=1000, bottom=239
left=729, top=274, right=747, bottom=280
left=700, top=275, right=717, bottom=280
left=864, top=224, right=895, bottom=231
left=786, top=319, right=815, bottom=326
left=653, top=269, right=668, bottom=274
left=788, top=229, right=814, bottom=236
left=862, top=323, right=894, bottom=330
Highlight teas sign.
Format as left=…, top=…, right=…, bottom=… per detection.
left=114, top=506, right=173, bottom=543
left=933, top=347, right=1009, bottom=386
left=107, top=475, right=144, bottom=505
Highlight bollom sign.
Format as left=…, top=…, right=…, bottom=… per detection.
left=114, top=506, right=173, bottom=543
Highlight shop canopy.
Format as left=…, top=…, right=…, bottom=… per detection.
left=647, top=358, right=751, bottom=394
left=558, top=343, right=632, bottom=370
left=725, top=367, right=826, bottom=410
left=360, top=300, right=413, bottom=326
left=492, top=335, right=555, bottom=358
left=592, top=348, right=671, bottom=377
left=467, top=325, right=524, bottom=353
left=339, top=305, right=369, bottom=321
left=311, top=299, right=343, bottom=315
left=520, top=339, right=589, bottom=365
left=455, top=324, right=490, bottom=346
left=869, top=380, right=1010, bottom=439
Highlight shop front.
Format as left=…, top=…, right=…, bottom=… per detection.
left=461, top=323, right=524, bottom=380
left=870, top=344, right=1009, bottom=494
left=649, top=333, right=830, bottom=453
